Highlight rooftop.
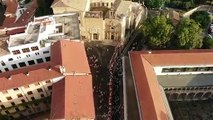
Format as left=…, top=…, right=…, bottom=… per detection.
left=133, top=49, right=213, bottom=66
left=0, top=62, right=61, bottom=91
left=9, top=23, right=40, bottom=47
left=0, top=39, right=95, bottom=119
left=128, top=49, right=213, bottom=120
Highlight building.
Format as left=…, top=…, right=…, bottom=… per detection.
left=51, top=0, right=144, bottom=41
left=0, top=40, right=95, bottom=119
left=123, top=50, right=213, bottom=120
left=0, top=0, right=37, bottom=36
left=0, top=13, right=80, bottom=73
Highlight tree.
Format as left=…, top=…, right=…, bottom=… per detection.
left=35, top=0, right=53, bottom=17
left=190, top=11, right=211, bottom=29
left=176, top=18, right=203, bottom=49
left=202, top=35, right=213, bottom=49
left=145, top=0, right=168, bottom=8
left=141, top=15, right=174, bottom=49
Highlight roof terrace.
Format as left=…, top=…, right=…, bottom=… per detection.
left=8, top=23, right=40, bottom=47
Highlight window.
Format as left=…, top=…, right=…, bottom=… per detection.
left=27, top=91, right=33, bottom=95
left=48, top=86, right=52, bottom=90
left=207, top=67, right=213, bottom=71
left=22, top=48, right=30, bottom=53
left=17, top=94, right=23, bottom=98
left=11, top=102, right=15, bottom=106
left=15, top=108, right=20, bottom=112
left=46, top=80, right=51, bottom=83
left=28, top=60, right=35, bottom=65
left=43, top=51, right=49, bottom=54
left=6, top=96, right=12, bottom=100
left=36, top=58, right=43, bottom=63
left=19, top=62, right=26, bottom=67
left=93, top=33, right=98, bottom=40
left=37, top=88, right=43, bottom=93
left=162, top=68, right=172, bottom=72
left=1, top=61, right=5, bottom=66
left=12, top=50, right=21, bottom=55
left=35, top=52, right=40, bottom=55
left=8, top=58, right=13, bottom=61
left=31, top=46, right=39, bottom=51
left=21, top=99, right=25, bottom=103
left=31, top=97, right=35, bottom=100
left=5, top=110, right=9, bottom=114
left=13, top=88, right=19, bottom=91
left=11, top=64, right=18, bottom=69
left=1, top=105, right=5, bottom=109
left=4, top=68, right=9, bottom=71
left=45, top=57, right=50, bottom=62
left=40, top=94, right=44, bottom=98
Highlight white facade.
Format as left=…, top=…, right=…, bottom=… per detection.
left=0, top=13, right=79, bottom=73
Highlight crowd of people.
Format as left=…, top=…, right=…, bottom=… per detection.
left=85, top=42, right=124, bottom=120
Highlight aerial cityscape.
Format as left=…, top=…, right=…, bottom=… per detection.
left=0, top=0, right=212, bottom=120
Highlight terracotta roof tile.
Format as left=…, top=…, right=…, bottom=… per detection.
left=129, top=52, right=169, bottom=120
left=129, top=49, right=213, bottom=120
left=5, top=0, right=18, bottom=14
left=0, top=62, right=62, bottom=91
left=50, top=76, right=95, bottom=119
left=51, top=40, right=91, bottom=73
left=133, top=49, right=213, bottom=66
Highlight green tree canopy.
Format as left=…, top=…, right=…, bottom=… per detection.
left=141, top=15, right=174, bottom=49
left=202, top=35, right=213, bottom=49
left=190, top=11, right=211, bottom=29
left=145, top=0, right=168, bottom=8
left=35, top=0, right=53, bottom=17
left=176, top=18, right=203, bottom=49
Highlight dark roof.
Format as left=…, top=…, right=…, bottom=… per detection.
left=133, top=49, right=213, bottom=66
left=0, top=40, right=95, bottom=119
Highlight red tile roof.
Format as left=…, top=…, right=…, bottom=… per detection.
left=50, top=40, right=95, bottom=119
left=129, top=52, right=169, bottom=120
left=5, top=0, right=18, bottom=15
left=129, top=49, right=213, bottom=120
left=2, top=17, right=16, bottom=27
left=50, top=76, right=95, bottom=119
left=51, top=40, right=91, bottom=73
left=134, top=49, right=213, bottom=66
left=0, top=62, right=62, bottom=91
